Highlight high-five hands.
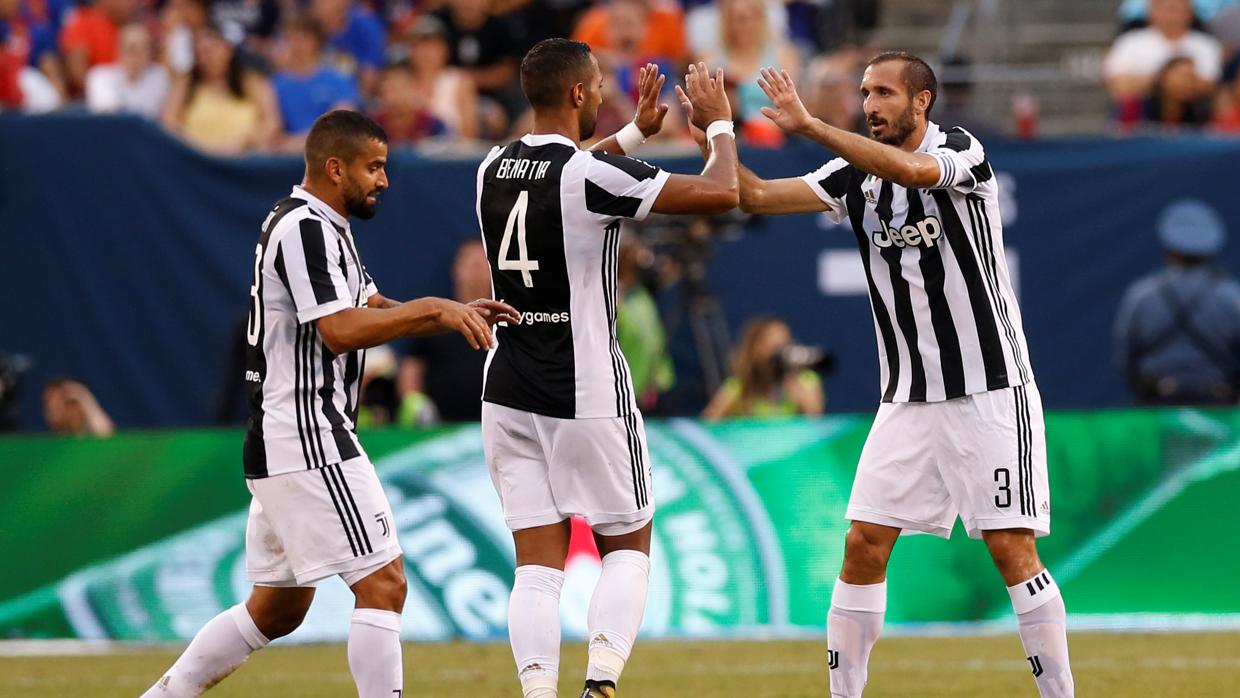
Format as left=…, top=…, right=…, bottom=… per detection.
left=674, top=62, right=733, bottom=133
left=757, top=67, right=814, bottom=135
left=633, top=63, right=670, bottom=138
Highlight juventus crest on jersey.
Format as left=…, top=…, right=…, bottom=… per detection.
left=801, top=122, right=1032, bottom=403
left=476, top=133, right=670, bottom=419
left=243, top=187, right=376, bottom=478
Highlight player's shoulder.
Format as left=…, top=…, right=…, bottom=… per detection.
left=936, top=124, right=986, bottom=154
left=266, top=198, right=333, bottom=246
left=587, top=150, right=660, bottom=181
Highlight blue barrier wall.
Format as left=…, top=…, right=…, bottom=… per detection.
left=5, top=114, right=1240, bottom=429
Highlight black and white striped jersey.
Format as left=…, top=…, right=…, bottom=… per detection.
left=801, top=122, right=1033, bottom=403
left=243, top=186, right=376, bottom=478
left=476, top=133, right=670, bottom=419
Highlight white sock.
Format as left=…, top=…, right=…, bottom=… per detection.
left=585, top=550, right=651, bottom=686
left=1009, top=570, right=1075, bottom=698
left=509, top=565, right=565, bottom=697
left=826, top=579, right=885, bottom=698
left=348, top=608, right=404, bottom=698
left=140, top=604, right=269, bottom=697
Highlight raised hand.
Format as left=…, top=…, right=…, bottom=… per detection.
left=674, top=83, right=707, bottom=149
left=682, top=62, right=732, bottom=131
left=757, top=67, right=813, bottom=135
left=634, top=63, right=670, bottom=138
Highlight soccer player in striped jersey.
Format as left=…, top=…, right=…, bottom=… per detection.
left=476, top=40, right=739, bottom=698
left=140, top=110, right=519, bottom=698
left=702, top=53, right=1075, bottom=697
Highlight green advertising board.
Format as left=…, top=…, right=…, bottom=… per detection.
left=1, top=409, right=1237, bottom=642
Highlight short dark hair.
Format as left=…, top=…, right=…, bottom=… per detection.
left=520, top=38, right=594, bottom=109
left=305, top=110, right=388, bottom=168
left=866, top=51, right=938, bottom=116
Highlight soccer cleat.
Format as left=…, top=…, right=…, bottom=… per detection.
left=580, top=679, right=616, bottom=697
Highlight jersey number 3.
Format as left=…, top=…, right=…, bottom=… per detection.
left=246, top=243, right=263, bottom=346
left=498, top=190, right=539, bottom=287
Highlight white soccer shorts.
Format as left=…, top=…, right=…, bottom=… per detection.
left=481, top=401, right=655, bottom=534
left=846, top=381, right=1051, bottom=539
left=245, top=456, right=402, bottom=587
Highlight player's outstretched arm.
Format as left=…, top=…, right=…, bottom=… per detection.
left=317, top=297, right=520, bottom=354
left=673, top=74, right=823, bottom=216
left=756, top=67, right=941, bottom=190
left=590, top=63, right=669, bottom=156
left=650, top=63, right=739, bottom=215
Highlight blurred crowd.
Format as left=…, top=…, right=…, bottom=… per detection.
left=1106, top=0, right=1240, bottom=132
left=0, top=0, right=880, bottom=154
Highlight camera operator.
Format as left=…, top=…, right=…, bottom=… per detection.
left=703, top=316, right=826, bottom=420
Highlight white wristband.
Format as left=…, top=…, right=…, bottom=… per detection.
left=615, top=121, right=646, bottom=154
left=705, top=119, right=735, bottom=144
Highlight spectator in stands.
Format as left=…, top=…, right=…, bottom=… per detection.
left=271, top=14, right=358, bottom=149
left=1211, top=59, right=1240, bottom=129
left=404, top=14, right=480, bottom=139
left=311, top=0, right=384, bottom=96
left=1105, top=0, right=1222, bottom=124
left=211, top=0, right=281, bottom=60
left=574, top=0, right=686, bottom=67
left=161, top=23, right=279, bottom=154
left=695, top=0, right=799, bottom=142
left=58, top=0, right=141, bottom=96
left=686, top=0, right=787, bottom=62
left=398, top=239, right=493, bottom=423
left=618, top=235, right=674, bottom=410
left=369, top=58, right=447, bottom=146
left=43, top=378, right=114, bottom=437
left=1, top=0, right=64, bottom=110
left=1115, top=200, right=1240, bottom=405
left=1118, top=0, right=1236, bottom=27
left=161, top=0, right=209, bottom=77
left=703, top=317, right=824, bottom=420
left=433, top=0, right=526, bottom=127
left=1142, top=55, right=1215, bottom=127
left=801, top=51, right=866, bottom=134
left=85, top=22, right=169, bottom=119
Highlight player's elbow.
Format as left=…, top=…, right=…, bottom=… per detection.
left=315, top=314, right=356, bottom=355
left=739, top=184, right=764, bottom=214
left=705, top=182, right=740, bottom=214
left=893, top=159, right=939, bottom=190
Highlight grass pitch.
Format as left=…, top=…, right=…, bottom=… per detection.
left=1, top=632, right=1237, bottom=697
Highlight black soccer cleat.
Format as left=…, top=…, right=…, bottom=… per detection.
left=580, top=679, right=616, bottom=698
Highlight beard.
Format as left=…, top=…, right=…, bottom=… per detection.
left=868, top=102, right=917, bottom=146
left=343, top=178, right=380, bottom=220
left=578, top=105, right=598, bottom=141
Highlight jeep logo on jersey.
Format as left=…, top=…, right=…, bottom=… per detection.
left=871, top=216, right=943, bottom=249
left=521, top=311, right=570, bottom=325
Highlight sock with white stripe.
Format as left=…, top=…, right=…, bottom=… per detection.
left=348, top=608, right=404, bottom=698
left=509, top=565, right=565, bottom=698
left=586, top=550, right=651, bottom=686
left=826, top=579, right=885, bottom=698
left=140, top=604, right=269, bottom=697
left=1008, top=570, right=1074, bottom=698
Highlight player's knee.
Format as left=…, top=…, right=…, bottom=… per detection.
left=352, top=558, right=408, bottom=612
left=250, top=601, right=310, bottom=640
left=843, top=524, right=893, bottom=576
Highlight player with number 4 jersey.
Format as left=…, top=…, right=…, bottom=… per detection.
left=141, top=111, right=519, bottom=698
left=476, top=40, right=739, bottom=698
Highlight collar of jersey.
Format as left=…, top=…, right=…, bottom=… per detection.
left=916, top=121, right=941, bottom=153
left=290, top=185, right=350, bottom=231
left=520, top=132, right=578, bottom=149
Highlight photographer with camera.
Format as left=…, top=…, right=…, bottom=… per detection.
left=703, top=316, right=826, bottom=420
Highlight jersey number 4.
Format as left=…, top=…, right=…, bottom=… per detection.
left=498, top=191, right=539, bottom=287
